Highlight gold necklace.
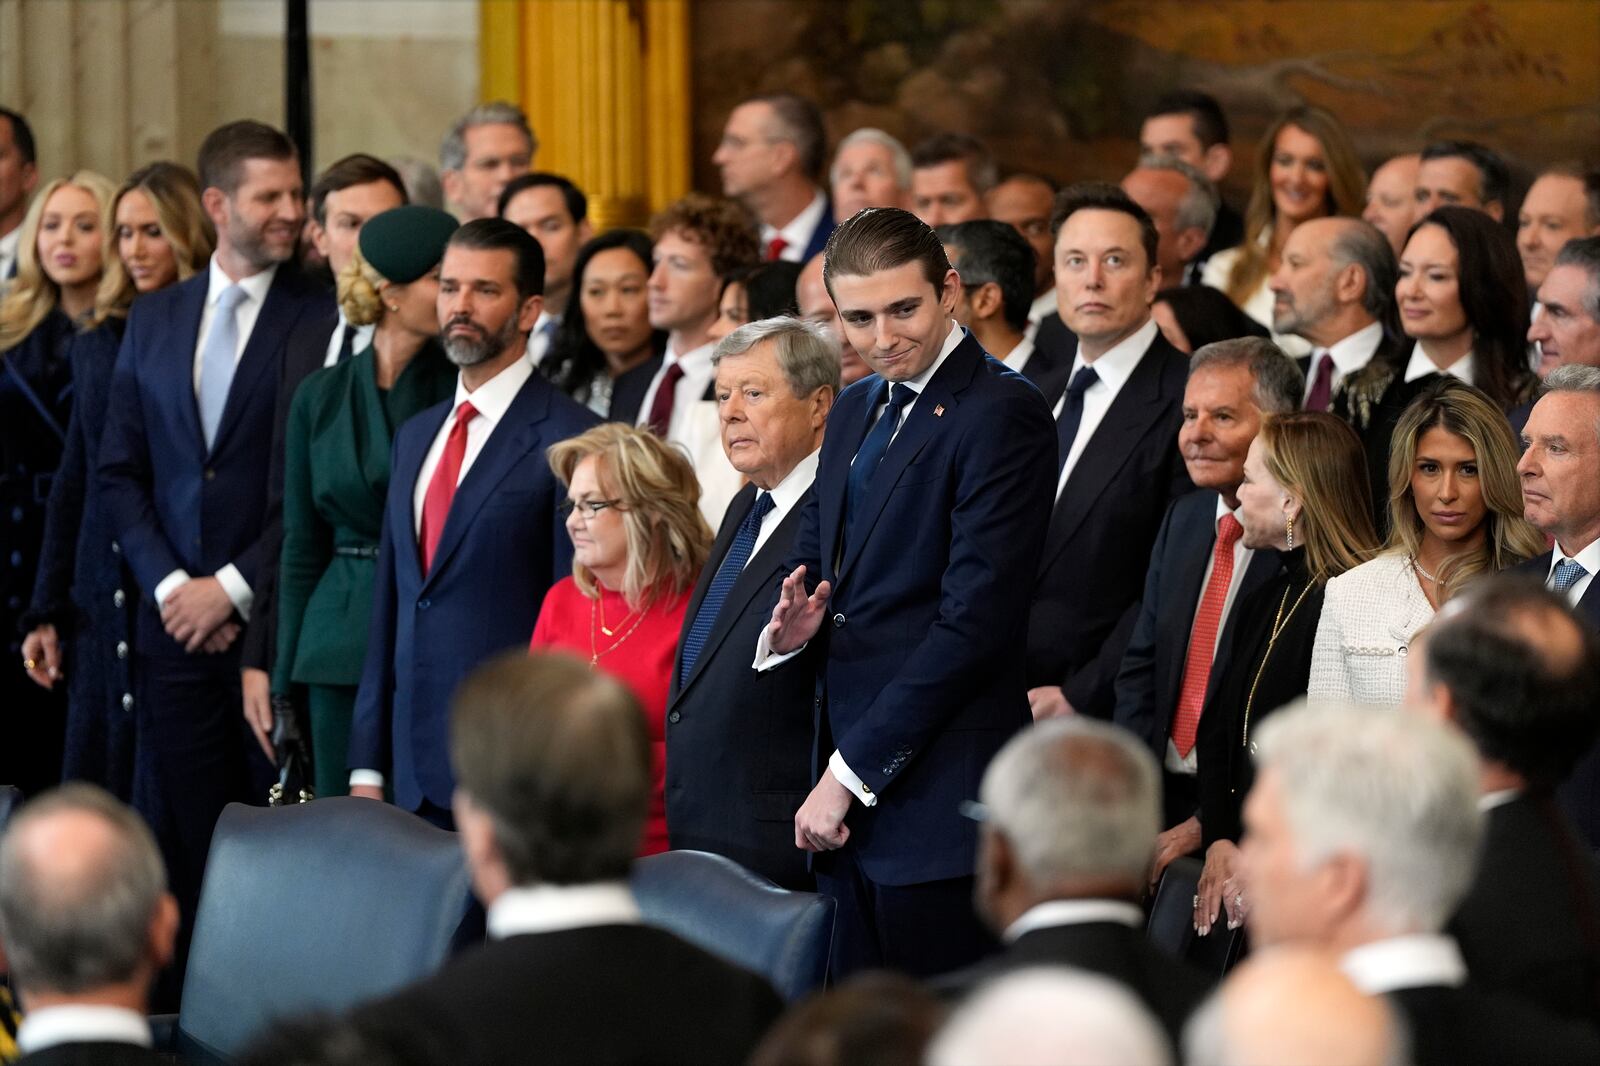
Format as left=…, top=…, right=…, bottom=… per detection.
left=595, top=591, right=640, bottom=637
left=1240, top=573, right=1321, bottom=753
left=589, top=594, right=648, bottom=667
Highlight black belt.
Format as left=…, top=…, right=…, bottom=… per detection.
left=333, top=545, right=379, bottom=559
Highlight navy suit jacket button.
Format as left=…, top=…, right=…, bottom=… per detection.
left=832, top=612, right=846, bottom=628
left=667, top=710, right=681, bottom=724
left=418, top=598, right=431, bottom=610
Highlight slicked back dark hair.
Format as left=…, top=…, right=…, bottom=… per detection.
left=448, top=216, right=546, bottom=299
left=197, top=120, right=297, bottom=195
left=309, top=153, right=406, bottom=225
left=938, top=219, right=1036, bottom=332
left=1424, top=578, right=1600, bottom=786
left=497, top=171, right=588, bottom=225
left=1421, top=139, right=1511, bottom=212
left=1050, top=182, right=1160, bottom=273
left=1146, top=89, right=1230, bottom=147
left=0, top=107, right=36, bottom=166
left=823, top=207, right=952, bottom=297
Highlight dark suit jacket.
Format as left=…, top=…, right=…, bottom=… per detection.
left=1450, top=792, right=1600, bottom=1026
left=353, top=924, right=783, bottom=1066
left=98, top=266, right=331, bottom=655
left=784, top=330, right=1057, bottom=886
left=1028, top=330, right=1192, bottom=719
left=666, top=481, right=817, bottom=889
left=937, top=920, right=1212, bottom=1041
left=1111, top=490, right=1280, bottom=764
left=13, top=1043, right=167, bottom=1066
left=798, top=195, right=837, bottom=263
left=1031, top=312, right=1078, bottom=405
left=348, top=371, right=599, bottom=811
left=1387, top=983, right=1600, bottom=1066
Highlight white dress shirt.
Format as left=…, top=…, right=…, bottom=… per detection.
left=1305, top=320, right=1384, bottom=403
left=17, top=1005, right=153, bottom=1053
left=752, top=322, right=967, bottom=808
left=1340, top=934, right=1469, bottom=994
left=0, top=224, right=20, bottom=281
left=1167, top=496, right=1255, bottom=775
left=411, top=353, right=533, bottom=537
left=636, top=340, right=717, bottom=443
left=486, top=881, right=641, bottom=940
left=153, top=256, right=281, bottom=618
left=1003, top=898, right=1145, bottom=944
left=1054, top=318, right=1158, bottom=499
left=747, top=448, right=820, bottom=563
left=1023, top=288, right=1059, bottom=343
left=528, top=308, right=559, bottom=366
left=761, top=189, right=828, bottom=263
left=637, top=339, right=743, bottom=525
left=1479, top=788, right=1522, bottom=812
left=1547, top=536, right=1600, bottom=606
left=1403, top=342, right=1475, bottom=385
left=1001, top=335, right=1036, bottom=375
left=323, top=308, right=375, bottom=368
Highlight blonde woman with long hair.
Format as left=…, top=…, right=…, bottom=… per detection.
left=531, top=422, right=712, bottom=854
left=1200, top=106, right=1365, bottom=356
left=1307, top=378, right=1543, bottom=706
left=22, top=162, right=211, bottom=798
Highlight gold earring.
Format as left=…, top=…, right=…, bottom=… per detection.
left=387, top=304, right=399, bottom=312
left=1286, top=515, right=1296, bottom=550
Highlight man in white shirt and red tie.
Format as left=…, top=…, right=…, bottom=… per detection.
left=713, top=93, right=836, bottom=264
left=348, top=219, right=597, bottom=828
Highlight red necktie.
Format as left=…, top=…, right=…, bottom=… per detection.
left=765, top=236, right=789, bottom=261
left=419, top=400, right=478, bottom=574
left=645, top=361, right=685, bottom=437
left=1171, top=513, right=1244, bottom=757
left=1305, top=351, right=1335, bottom=412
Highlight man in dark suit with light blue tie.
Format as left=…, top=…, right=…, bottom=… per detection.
left=665, top=317, right=838, bottom=890
left=98, top=122, right=332, bottom=988
left=760, top=208, right=1057, bottom=977
left=348, top=220, right=598, bottom=827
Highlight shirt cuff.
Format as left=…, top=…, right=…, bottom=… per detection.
left=753, top=626, right=806, bottom=672
left=154, top=570, right=192, bottom=608
left=215, top=564, right=253, bottom=622
left=349, top=770, right=385, bottom=789
left=829, top=749, right=877, bottom=807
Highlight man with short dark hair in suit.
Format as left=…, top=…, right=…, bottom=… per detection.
left=665, top=317, right=838, bottom=889
left=0, top=107, right=39, bottom=283
left=347, top=219, right=598, bottom=827
left=1139, top=91, right=1241, bottom=278
left=714, top=93, right=834, bottom=264
left=353, top=653, right=782, bottom=1065
left=0, top=785, right=177, bottom=1066
left=98, top=121, right=332, bottom=969
left=1111, top=337, right=1300, bottom=879
left=937, top=718, right=1211, bottom=1045
left=760, top=207, right=1057, bottom=977
left=1409, top=579, right=1600, bottom=1027
left=1025, top=184, right=1192, bottom=724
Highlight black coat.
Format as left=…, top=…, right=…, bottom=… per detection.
left=1387, top=984, right=1600, bottom=1066
left=14, top=1043, right=167, bottom=1066
left=352, top=924, right=783, bottom=1066
left=1030, top=312, right=1077, bottom=406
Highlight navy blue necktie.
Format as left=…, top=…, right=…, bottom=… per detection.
left=1055, top=365, right=1100, bottom=476
left=846, top=382, right=915, bottom=539
left=679, top=491, right=777, bottom=680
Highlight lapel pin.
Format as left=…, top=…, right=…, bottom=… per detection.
left=934, top=404, right=945, bottom=417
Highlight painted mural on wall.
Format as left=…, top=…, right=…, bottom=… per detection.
left=691, top=0, right=1600, bottom=202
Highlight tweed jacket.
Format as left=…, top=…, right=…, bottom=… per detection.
left=1307, top=552, right=1434, bottom=707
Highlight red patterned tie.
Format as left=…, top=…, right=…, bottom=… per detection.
left=419, top=400, right=477, bottom=574
left=1171, top=514, right=1244, bottom=756
left=765, top=236, right=789, bottom=261
left=645, top=361, right=685, bottom=437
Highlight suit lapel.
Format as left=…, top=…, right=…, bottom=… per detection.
left=167, top=276, right=210, bottom=457
left=816, top=383, right=873, bottom=584
left=671, top=484, right=755, bottom=698
left=422, top=375, right=553, bottom=588
left=1578, top=574, right=1600, bottom=629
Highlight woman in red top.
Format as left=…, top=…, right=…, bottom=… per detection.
left=532, top=423, right=712, bottom=854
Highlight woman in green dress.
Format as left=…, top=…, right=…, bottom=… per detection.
left=270, top=206, right=459, bottom=798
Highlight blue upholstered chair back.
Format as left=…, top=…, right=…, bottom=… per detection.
left=176, top=798, right=475, bottom=1063
left=1146, top=855, right=1244, bottom=976
left=631, top=850, right=835, bottom=1001
left=0, top=785, right=23, bottom=832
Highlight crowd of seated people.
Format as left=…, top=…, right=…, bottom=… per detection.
left=1, top=75, right=1600, bottom=1063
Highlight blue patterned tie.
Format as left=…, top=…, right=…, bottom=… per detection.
left=199, top=284, right=247, bottom=449
left=1552, top=558, right=1589, bottom=593
left=679, top=491, right=777, bottom=680
left=845, top=381, right=915, bottom=540
left=1055, top=365, right=1100, bottom=476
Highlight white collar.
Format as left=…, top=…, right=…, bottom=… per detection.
left=1340, top=934, right=1468, bottom=994
left=452, top=350, right=534, bottom=421
left=1001, top=334, right=1035, bottom=372
left=486, top=881, right=641, bottom=940
left=665, top=338, right=716, bottom=373
left=1403, top=341, right=1474, bottom=385
left=18, top=1005, right=153, bottom=1053
left=1072, top=318, right=1159, bottom=394
left=1550, top=535, right=1600, bottom=576
left=898, top=321, right=965, bottom=396
left=1215, top=493, right=1245, bottom=529
left=1028, top=288, right=1058, bottom=324
left=762, top=446, right=820, bottom=512
left=205, top=253, right=277, bottom=307
left=1004, top=899, right=1146, bottom=943
left=763, top=188, right=828, bottom=251
left=0, top=225, right=19, bottom=259
left=1322, top=320, right=1385, bottom=375
left=1479, top=788, right=1522, bottom=812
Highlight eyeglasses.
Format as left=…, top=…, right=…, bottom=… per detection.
left=559, top=498, right=623, bottom=520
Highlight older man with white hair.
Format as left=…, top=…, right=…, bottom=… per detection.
left=938, top=718, right=1210, bottom=1042
left=829, top=128, right=912, bottom=223
left=1241, top=700, right=1600, bottom=1066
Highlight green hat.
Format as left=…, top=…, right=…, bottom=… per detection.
left=357, top=205, right=459, bottom=283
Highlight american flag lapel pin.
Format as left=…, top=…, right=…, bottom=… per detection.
left=934, top=404, right=945, bottom=417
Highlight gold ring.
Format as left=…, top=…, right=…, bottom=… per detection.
left=23, top=658, right=35, bottom=670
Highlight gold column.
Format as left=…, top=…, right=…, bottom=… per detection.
left=480, top=0, right=691, bottom=230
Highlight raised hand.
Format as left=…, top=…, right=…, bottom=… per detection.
left=766, top=565, right=832, bottom=655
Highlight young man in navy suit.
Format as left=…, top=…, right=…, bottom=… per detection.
left=98, top=121, right=331, bottom=970
left=348, top=219, right=597, bottom=828
left=760, top=208, right=1058, bottom=976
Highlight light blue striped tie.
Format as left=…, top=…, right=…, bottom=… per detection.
left=1552, top=558, right=1588, bottom=593
left=199, top=284, right=247, bottom=450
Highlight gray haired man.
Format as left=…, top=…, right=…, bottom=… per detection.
left=440, top=101, right=536, bottom=221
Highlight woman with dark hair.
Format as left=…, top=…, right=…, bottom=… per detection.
left=541, top=229, right=665, bottom=422
left=1150, top=285, right=1270, bottom=354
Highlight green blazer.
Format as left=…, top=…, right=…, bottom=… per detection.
left=272, top=342, right=456, bottom=694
